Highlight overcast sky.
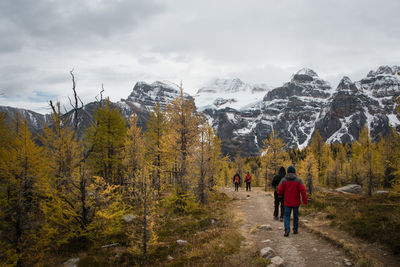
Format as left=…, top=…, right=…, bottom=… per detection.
left=0, top=0, right=399, bottom=114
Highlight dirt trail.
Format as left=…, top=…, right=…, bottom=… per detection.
left=222, top=187, right=352, bottom=267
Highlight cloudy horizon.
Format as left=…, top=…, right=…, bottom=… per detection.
left=0, top=0, right=399, bottom=114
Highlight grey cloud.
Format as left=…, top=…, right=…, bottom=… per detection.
left=0, top=0, right=165, bottom=51
left=1, top=0, right=399, bottom=112
left=0, top=65, right=68, bottom=97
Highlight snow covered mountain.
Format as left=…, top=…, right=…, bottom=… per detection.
left=201, top=66, right=400, bottom=156
left=194, top=78, right=271, bottom=111
left=0, top=106, right=50, bottom=135
left=63, top=80, right=194, bottom=137
left=201, top=68, right=334, bottom=155
left=125, top=81, right=193, bottom=110
left=1, top=66, right=399, bottom=157
left=316, top=66, right=400, bottom=143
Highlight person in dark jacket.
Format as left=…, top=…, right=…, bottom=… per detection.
left=271, top=167, right=286, bottom=221
left=277, top=166, right=308, bottom=237
left=233, top=173, right=241, bottom=192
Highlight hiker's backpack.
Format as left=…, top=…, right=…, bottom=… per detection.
left=234, top=175, right=239, bottom=183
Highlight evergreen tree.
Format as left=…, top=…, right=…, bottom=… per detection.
left=310, top=130, right=327, bottom=184
left=297, top=149, right=318, bottom=195
left=38, top=101, right=101, bottom=252
left=165, top=85, right=201, bottom=192
left=193, top=121, right=222, bottom=203
left=86, top=98, right=127, bottom=184
left=124, top=114, right=145, bottom=193
left=377, top=128, right=400, bottom=187
left=205, top=124, right=222, bottom=190
left=260, top=132, right=289, bottom=191
left=0, top=114, right=49, bottom=266
left=352, top=126, right=384, bottom=195
left=144, top=103, right=167, bottom=194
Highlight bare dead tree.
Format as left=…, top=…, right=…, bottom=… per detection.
left=49, top=100, right=57, bottom=115
left=68, top=69, right=80, bottom=133
left=95, top=84, right=105, bottom=106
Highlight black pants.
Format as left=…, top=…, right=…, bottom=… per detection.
left=234, top=183, right=239, bottom=191
left=274, top=191, right=284, bottom=218
left=246, top=182, right=251, bottom=191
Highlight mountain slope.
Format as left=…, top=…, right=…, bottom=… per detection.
left=1, top=66, right=399, bottom=157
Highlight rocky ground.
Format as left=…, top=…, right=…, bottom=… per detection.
left=221, top=186, right=397, bottom=267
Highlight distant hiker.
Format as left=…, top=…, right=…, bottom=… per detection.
left=272, top=167, right=286, bottom=221
left=277, top=166, right=308, bottom=237
left=245, top=171, right=252, bottom=191
left=233, top=173, right=241, bottom=192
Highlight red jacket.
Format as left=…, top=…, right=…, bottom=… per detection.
left=277, top=173, right=308, bottom=207
left=245, top=173, right=252, bottom=183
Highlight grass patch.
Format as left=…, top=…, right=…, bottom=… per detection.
left=252, top=257, right=271, bottom=266
left=49, top=190, right=243, bottom=266
left=153, top=191, right=243, bottom=266
left=304, top=192, right=400, bottom=254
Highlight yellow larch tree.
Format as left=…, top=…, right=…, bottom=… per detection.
left=260, top=132, right=289, bottom=191
left=86, top=98, right=127, bottom=185
left=39, top=102, right=86, bottom=248
left=296, top=148, right=318, bottom=195
left=0, top=114, right=49, bottom=266
left=164, top=85, right=201, bottom=192
left=351, top=126, right=384, bottom=195
left=144, top=103, right=168, bottom=194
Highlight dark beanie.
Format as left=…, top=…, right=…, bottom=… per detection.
left=287, top=166, right=296, bottom=174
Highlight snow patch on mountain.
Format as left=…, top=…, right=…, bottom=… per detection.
left=296, top=68, right=318, bottom=77
left=387, top=113, right=400, bottom=126
left=194, top=78, right=272, bottom=111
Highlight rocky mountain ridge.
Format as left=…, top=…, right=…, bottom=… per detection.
left=1, top=66, right=399, bottom=157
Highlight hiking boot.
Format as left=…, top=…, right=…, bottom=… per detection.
left=279, top=217, right=283, bottom=222
left=293, top=229, right=298, bottom=234
left=284, top=230, right=290, bottom=237
left=273, top=216, right=278, bottom=220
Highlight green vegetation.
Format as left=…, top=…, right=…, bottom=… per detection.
left=304, top=192, right=400, bottom=254
left=75, top=191, right=242, bottom=266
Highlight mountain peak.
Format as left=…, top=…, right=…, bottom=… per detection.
left=296, top=68, right=318, bottom=77
left=196, top=78, right=250, bottom=94
left=367, top=65, right=400, bottom=77
left=290, top=68, right=320, bottom=83
left=127, top=80, right=191, bottom=110
left=336, top=76, right=358, bottom=92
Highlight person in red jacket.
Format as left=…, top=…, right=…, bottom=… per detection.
left=277, top=166, right=308, bottom=237
left=233, top=173, right=241, bottom=192
left=244, top=171, right=252, bottom=191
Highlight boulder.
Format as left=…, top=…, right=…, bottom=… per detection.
left=336, top=184, right=362, bottom=194
left=344, top=258, right=352, bottom=266
left=167, top=255, right=174, bottom=261
left=101, top=243, right=119, bottom=248
left=259, top=224, right=273, bottom=231
left=376, top=190, right=389, bottom=194
left=63, top=258, right=79, bottom=267
left=260, top=247, right=276, bottom=259
left=176, top=239, right=189, bottom=246
left=270, top=256, right=285, bottom=267
left=123, top=214, right=136, bottom=222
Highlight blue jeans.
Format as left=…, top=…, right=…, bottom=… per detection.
left=284, top=206, right=299, bottom=232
